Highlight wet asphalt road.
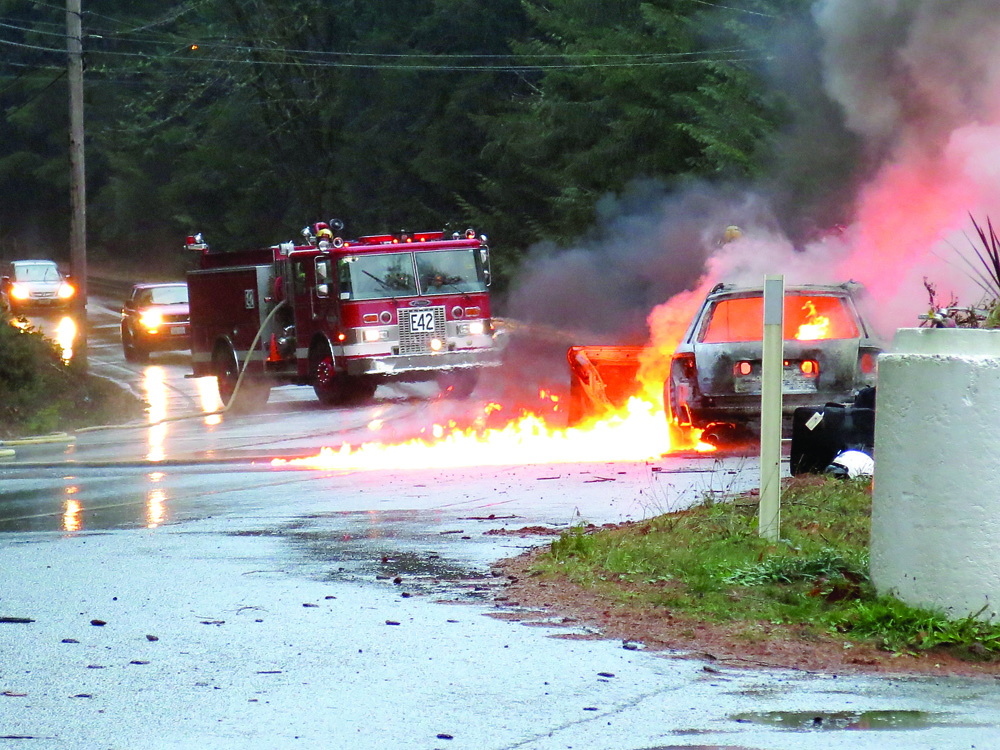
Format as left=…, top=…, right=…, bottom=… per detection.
left=2, top=298, right=1000, bottom=748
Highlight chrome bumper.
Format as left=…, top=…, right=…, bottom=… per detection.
left=344, top=348, right=502, bottom=377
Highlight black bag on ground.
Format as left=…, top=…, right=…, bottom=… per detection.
left=790, top=401, right=875, bottom=476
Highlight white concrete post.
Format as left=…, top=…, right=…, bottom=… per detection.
left=759, top=275, right=784, bottom=541
left=871, top=328, right=1000, bottom=620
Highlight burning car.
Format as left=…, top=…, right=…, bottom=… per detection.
left=665, top=281, right=883, bottom=445
left=121, top=282, right=190, bottom=362
left=0, top=260, right=75, bottom=314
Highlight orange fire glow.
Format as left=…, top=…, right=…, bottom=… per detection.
left=795, top=300, right=831, bottom=340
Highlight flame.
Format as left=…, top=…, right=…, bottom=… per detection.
left=795, top=300, right=831, bottom=340
left=274, top=394, right=712, bottom=472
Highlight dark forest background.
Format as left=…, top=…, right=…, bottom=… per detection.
left=0, top=0, right=861, bottom=292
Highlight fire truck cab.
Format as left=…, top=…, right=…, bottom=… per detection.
left=186, top=226, right=500, bottom=410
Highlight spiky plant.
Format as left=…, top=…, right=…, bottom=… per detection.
left=967, top=215, right=1000, bottom=328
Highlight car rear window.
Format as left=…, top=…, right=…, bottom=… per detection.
left=699, top=294, right=860, bottom=343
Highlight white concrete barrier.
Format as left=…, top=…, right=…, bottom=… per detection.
left=871, top=327, right=1000, bottom=620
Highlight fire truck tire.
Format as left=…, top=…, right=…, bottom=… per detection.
left=437, top=369, right=478, bottom=399
left=310, top=341, right=346, bottom=405
left=212, top=344, right=271, bottom=412
left=213, top=345, right=240, bottom=406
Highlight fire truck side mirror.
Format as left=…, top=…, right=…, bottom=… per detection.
left=480, top=245, right=491, bottom=287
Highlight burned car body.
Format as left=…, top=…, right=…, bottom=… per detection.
left=665, top=282, right=882, bottom=443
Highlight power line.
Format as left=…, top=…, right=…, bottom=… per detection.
left=686, top=0, right=778, bottom=18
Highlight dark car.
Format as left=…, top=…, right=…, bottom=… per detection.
left=1, top=260, right=75, bottom=313
left=664, top=281, right=883, bottom=445
left=121, top=283, right=190, bottom=362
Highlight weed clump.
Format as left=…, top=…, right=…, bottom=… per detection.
left=0, top=313, right=144, bottom=438
left=531, top=476, right=1000, bottom=662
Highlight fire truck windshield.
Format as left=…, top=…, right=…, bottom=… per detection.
left=337, top=248, right=487, bottom=301
left=338, top=254, right=417, bottom=300
left=415, top=248, right=486, bottom=296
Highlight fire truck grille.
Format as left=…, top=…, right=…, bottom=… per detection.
left=398, top=306, right=447, bottom=354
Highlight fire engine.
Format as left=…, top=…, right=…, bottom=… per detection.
left=185, top=223, right=500, bottom=410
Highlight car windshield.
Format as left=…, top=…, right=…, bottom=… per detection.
left=699, top=294, right=860, bottom=343
left=14, top=263, right=60, bottom=282
left=337, top=253, right=417, bottom=301
left=140, top=286, right=188, bottom=306
left=414, top=248, right=487, bottom=295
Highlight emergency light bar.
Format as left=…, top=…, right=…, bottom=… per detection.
left=185, top=233, right=209, bottom=252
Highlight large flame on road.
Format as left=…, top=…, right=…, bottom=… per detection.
left=273, top=389, right=709, bottom=472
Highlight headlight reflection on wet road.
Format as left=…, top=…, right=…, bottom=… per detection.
left=146, top=471, right=168, bottom=528
left=63, top=499, right=81, bottom=532
left=54, top=316, right=76, bottom=362
left=144, top=367, right=168, bottom=461
left=196, top=376, right=223, bottom=425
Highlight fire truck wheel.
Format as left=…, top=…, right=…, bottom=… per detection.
left=213, top=344, right=241, bottom=407
left=310, top=342, right=345, bottom=405
left=437, top=369, right=478, bottom=399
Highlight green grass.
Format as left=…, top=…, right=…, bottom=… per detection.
left=0, top=313, right=145, bottom=439
left=534, top=477, right=1000, bottom=660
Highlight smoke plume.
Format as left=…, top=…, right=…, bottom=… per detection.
left=496, top=0, right=1000, bottom=406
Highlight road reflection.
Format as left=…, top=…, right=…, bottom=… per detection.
left=146, top=471, right=168, bottom=528
left=144, top=366, right=167, bottom=461
left=196, top=376, right=223, bottom=425
left=54, top=316, right=76, bottom=362
left=63, top=499, right=81, bottom=532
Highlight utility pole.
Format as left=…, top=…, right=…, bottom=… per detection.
left=67, top=0, right=88, bottom=367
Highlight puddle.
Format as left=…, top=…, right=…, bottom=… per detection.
left=731, top=709, right=942, bottom=731
left=232, top=514, right=492, bottom=598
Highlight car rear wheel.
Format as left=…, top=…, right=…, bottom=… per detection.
left=310, top=341, right=345, bottom=406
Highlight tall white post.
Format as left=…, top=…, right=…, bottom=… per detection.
left=759, top=274, right=784, bottom=541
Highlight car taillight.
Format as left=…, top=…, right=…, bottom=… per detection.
left=860, top=352, right=876, bottom=374
left=734, top=361, right=752, bottom=376
left=800, top=359, right=818, bottom=376
left=672, top=352, right=696, bottom=379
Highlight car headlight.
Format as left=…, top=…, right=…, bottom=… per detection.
left=57, top=282, right=75, bottom=299
left=139, top=310, right=163, bottom=330
left=10, top=283, right=29, bottom=300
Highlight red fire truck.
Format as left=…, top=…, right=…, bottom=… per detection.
left=186, top=224, right=500, bottom=410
